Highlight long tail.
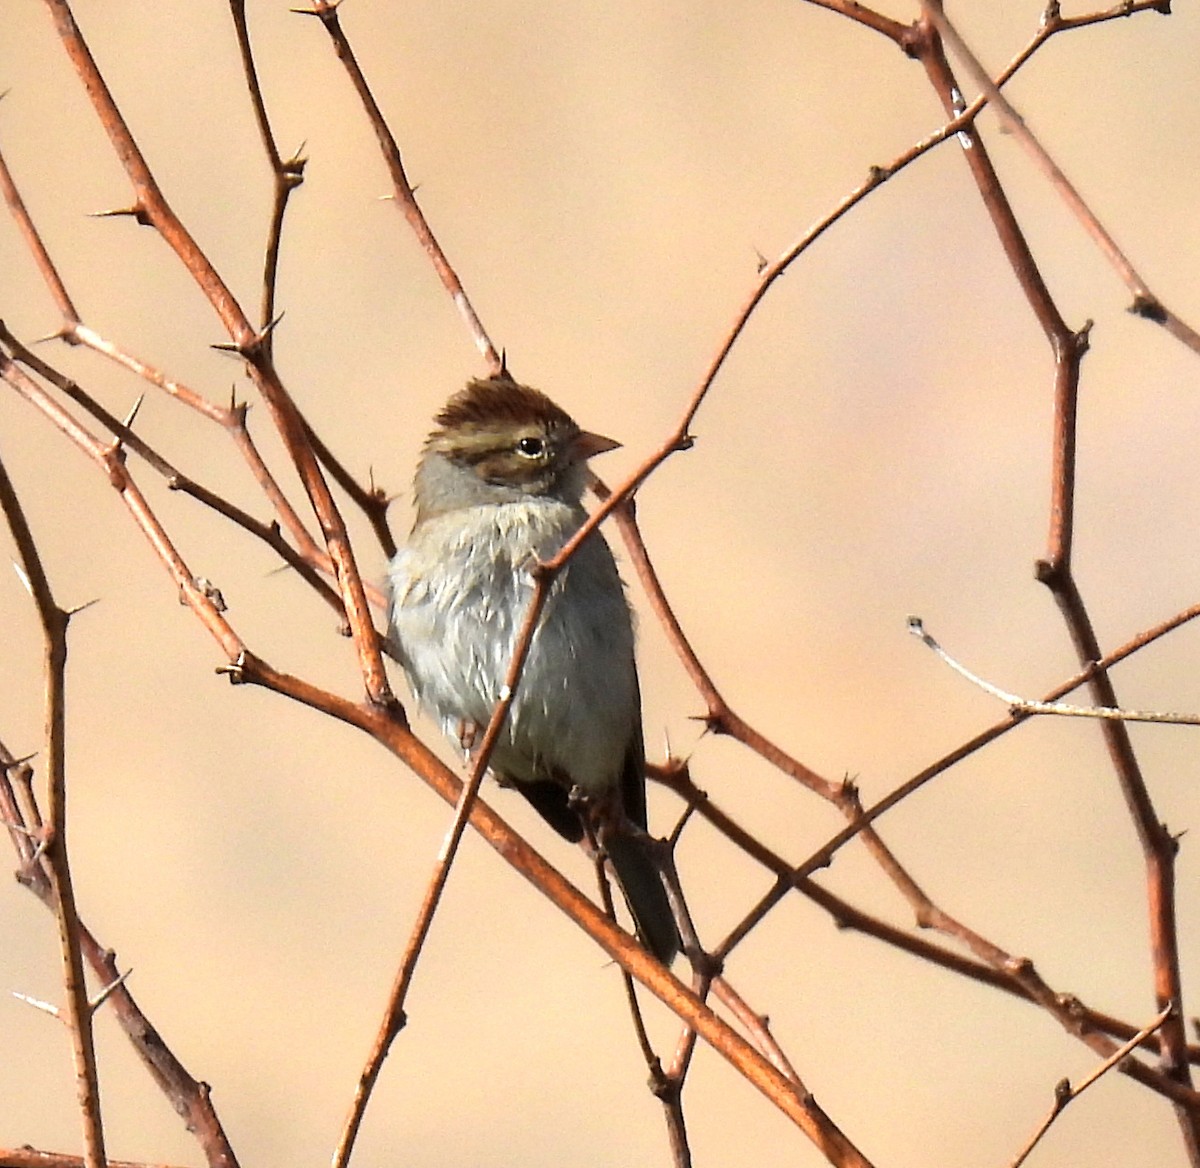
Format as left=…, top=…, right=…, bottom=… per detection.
left=605, top=831, right=680, bottom=964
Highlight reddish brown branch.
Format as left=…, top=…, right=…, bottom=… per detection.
left=299, top=1, right=501, bottom=372
left=925, top=2, right=1199, bottom=356
left=0, top=453, right=106, bottom=1166
left=914, top=4, right=1199, bottom=1151
left=6, top=322, right=867, bottom=1157
left=227, top=4, right=399, bottom=555
left=333, top=570, right=555, bottom=1167
left=227, top=0, right=304, bottom=347
left=41, top=0, right=390, bottom=705
left=225, top=651, right=875, bottom=1164
left=798, top=0, right=911, bottom=44
left=0, top=127, right=343, bottom=573
left=0, top=329, right=352, bottom=616
left=0, top=140, right=80, bottom=323
left=0, top=1153, right=189, bottom=1168
left=0, top=781, right=239, bottom=1168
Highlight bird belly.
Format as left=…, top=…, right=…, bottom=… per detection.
left=388, top=503, right=638, bottom=795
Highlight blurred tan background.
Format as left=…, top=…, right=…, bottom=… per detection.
left=3, top=1, right=1200, bottom=1165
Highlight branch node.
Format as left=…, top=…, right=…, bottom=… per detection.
left=647, top=1062, right=676, bottom=1102
left=1054, top=992, right=1089, bottom=1028
left=1129, top=293, right=1167, bottom=322
left=188, top=576, right=228, bottom=612
left=1033, top=556, right=1060, bottom=587
left=282, top=147, right=309, bottom=187
left=216, top=653, right=250, bottom=684
left=1005, top=954, right=1035, bottom=978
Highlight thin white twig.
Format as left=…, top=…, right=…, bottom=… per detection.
left=13, top=989, right=63, bottom=1020
left=908, top=617, right=1200, bottom=726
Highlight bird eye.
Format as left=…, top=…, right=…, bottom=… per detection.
left=515, top=435, right=545, bottom=458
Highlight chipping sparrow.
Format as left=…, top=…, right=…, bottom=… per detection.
left=387, top=374, right=680, bottom=963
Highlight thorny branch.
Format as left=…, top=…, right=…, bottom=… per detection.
left=913, top=4, right=1198, bottom=1155
left=0, top=450, right=106, bottom=1166
left=2, top=2, right=1197, bottom=1167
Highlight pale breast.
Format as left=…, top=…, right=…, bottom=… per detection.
left=388, top=499, right=639, bottom=794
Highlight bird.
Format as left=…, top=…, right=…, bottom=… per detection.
left=387, top=372, right=680, bottom=963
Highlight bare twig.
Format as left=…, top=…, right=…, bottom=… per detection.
left=910, top=616, right=1200, bottom=726
left=1010, top=1004, right=1174, bottom=1168
left=0, top=1152, right=193, bottom=1168
left=297, top=0, right=501, bottom=372
left=227, top=0, right=304, bottom=348
left=0, top=448, right=106, bottom=1167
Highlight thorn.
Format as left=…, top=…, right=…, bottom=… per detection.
left=89, top=967, right=132, bottom=1013
left=11, top=559, right=32, bottom=595
left=753, top=248, right=768, bottom=273
left=290, top=0, right=342, bottom=14
left=121, top=393, right=146, bottom=431
left=12, top=990, right=61, bottom=1020
left=226, top=387, right=250, bottom=422
left=89, top=204, right=152, bottom=227
left=687, top=712, right=723, bottom=737
left=64, top=596, right=101, bottom=618
left=212, top=315, right=284, bottom=358
left=499, top=349, right=509, bottom=377
left=282, top=147, right=308, bottom=182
